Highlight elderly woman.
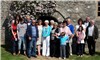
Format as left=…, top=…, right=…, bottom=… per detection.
left=42, top=20, right=52, bottom=57
left=50, top=22, right=60, bottom=57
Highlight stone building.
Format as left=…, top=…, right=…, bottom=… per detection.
left=1, top=1, right=100, bottom=51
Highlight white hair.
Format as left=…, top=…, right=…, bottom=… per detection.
left=45, top=20, right=49, bottom=23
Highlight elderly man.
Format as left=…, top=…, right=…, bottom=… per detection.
left=42, top=20, right=52, bottom=57
left=86, top=20, right=99, bottom=56
left=84, top=16, right=91, bottom=54
left=27, top=19, right=39, bottom=58
left=67, top=18, right=74, bottom=55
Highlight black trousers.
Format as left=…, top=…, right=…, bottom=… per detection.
left=66, top=43, right=70, bottom=58
left=87, top=36, right=96, bottom=55
left=77, top=44, right=84, bottom=55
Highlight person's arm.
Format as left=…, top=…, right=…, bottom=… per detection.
left=11, top=25, right=16, bottom=40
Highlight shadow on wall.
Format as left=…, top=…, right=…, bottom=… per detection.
left=2, top=18, right=12, bottom=53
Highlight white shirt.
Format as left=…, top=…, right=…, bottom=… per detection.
left=84, top=22, right=89, bottom=28
left=88, top=25, right=94, bottom=36
left=76, top=24, right=86, bottom=31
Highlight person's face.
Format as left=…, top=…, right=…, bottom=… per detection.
left=90, top=21, right=94, bottom=26
left=50, top=22, right=54, bottom=25
left=45, top=22, right=49, bottom=26
left=54, top=25, right=58, bottom=28
left=16, top=16, right=19, bottom=20
left=86, top=17, right=90, bottom=22
left=67, top=19, right=71, bottom=25
left=59, top=23, right=63, bottom=27
left=38, top=20, right=42, bottom=25
left=32, top=20, right=36, bottom=25
left=79, top=21, right=82, bottom=25
left=63, top=23, right=66, bottom=27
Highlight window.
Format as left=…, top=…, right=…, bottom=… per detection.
left=98, top=1, right=100, bottom=16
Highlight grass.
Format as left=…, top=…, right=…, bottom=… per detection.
left=1, top=45, right=100, bottom=60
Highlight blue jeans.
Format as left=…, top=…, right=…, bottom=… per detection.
left=18, top=36, right=26, bottom=51
left=60, top=45, right=66, bottom=58
left=78, top=44, right=84, bottom=55
left=28, top=38, right=37, bottom=57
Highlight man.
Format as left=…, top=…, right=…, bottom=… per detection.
left=86, top=20, right=99, bottom=56
left=67, top=18, right=74, bottom=55
left=84, top=16, right=91, bottom=54
left=17, top=18, right=27, bottom=55
left=27, top=19, right=39, bottom=58
left=42, top=20, right=51, bottom=57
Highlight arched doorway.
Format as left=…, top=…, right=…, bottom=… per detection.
left=37, top=16, right=58, bottom=25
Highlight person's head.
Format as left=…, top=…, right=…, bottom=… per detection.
left=58, top=22, right=63, bottom=28
left=26, top=15, right=31, bottom=21
left=32, top=19, right=36, bottom=25
left=67, top=18, right=72, bottom=25
left=50, top=20, right=54, bottom=25
left=86, top=16, right=90, bottom=22
left=15, top=14, right=21, bottom=20
left=77, top=26, right=83, bottom=32
left=38, top=20, right=42, bottom=25
left=63, top=21, right=67, bottom=27
left=90, top=20, right=95, bottom=26
left=78, top=18, right=83, bottom=25
left=60, top=32, right=65, bottom=36
left=54, top=22, right=58, bottom=28
left=44, top=20, right=49, bottom=26
left=19, top=18, right=24, bottom=24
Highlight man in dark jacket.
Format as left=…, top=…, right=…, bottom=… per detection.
left=27, top=19, right=39, bottom=58
left=86, top=20, right=99, bottom=56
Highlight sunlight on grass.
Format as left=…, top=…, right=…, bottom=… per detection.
left=1, top=46, right=100, bottom=60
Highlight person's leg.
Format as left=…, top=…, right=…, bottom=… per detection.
left=42, top=37, right=46, bottom=56
left=46, top=36, right=50, bottom=57
left=66, top=43, right=70, bottom=58
left=22, top=36, right=26, bottom=55
left=81, top=44, right=84, bottom=56
left=91, top=40, right=95, bottom=55
left=31, top=38, right=37, bottom=57
left=37, top=44, right=41, bottom=56
left=27, top=40, right=32, bottom=58
left=69, top=39, right=72, bottom=55
left=60, top=45, right=63, bottom=59
left=12, top=40, right=16, bottom=55
left=87, top=37, right=92, bottom=55
left=63, top=45, right=66, bottom=59
left=18, top=36, right=22, bottom=54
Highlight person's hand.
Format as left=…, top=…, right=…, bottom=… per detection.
left=29, top=37, right=31, bottom=40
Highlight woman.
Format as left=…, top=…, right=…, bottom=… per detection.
left=75, top=18, right=86, bottom=55
left=50, top=22, right=60, bottom=57
left=42, top=20, right=51, bottom=57
left=37, top=20, right=42, bottom=56
left=11, top=20, right=18, bottom=55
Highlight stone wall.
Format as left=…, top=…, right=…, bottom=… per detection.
left=1, top=1, right=100, bottom=51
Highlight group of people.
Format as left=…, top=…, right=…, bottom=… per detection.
left=10, top=14, right=99, bottom=59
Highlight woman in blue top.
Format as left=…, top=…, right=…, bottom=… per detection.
left=42, top=20, right=52, bottom=57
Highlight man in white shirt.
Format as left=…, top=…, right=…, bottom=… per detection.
left=86, top=20, right=99, bottom=56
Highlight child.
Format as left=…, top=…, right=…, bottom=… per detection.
left=76, top=26, right=85, bottom=57
left=56, top=32, right=69, bottom=59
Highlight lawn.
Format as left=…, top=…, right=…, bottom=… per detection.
left=1, top=46, right=100, bottom=60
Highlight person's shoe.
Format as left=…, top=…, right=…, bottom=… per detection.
left=64, top=57, right=66, bottom=59
left=27, top=55, right=31, bottom=58
left=13, top=53, right=16, bottom=56
left=32, top=55, right=37, bottom=58
left=17, top=51, right=20, bottom=55
left=70, top=53, right=72, bottom=56
left=59, top=57, right=62, bottom=59
left=24, top=52, right=26, bottom=56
